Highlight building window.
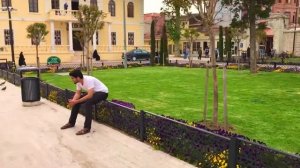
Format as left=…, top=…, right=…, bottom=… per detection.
left=127, top=2, right=134, bottom=18
left=168, top=45, right=173, bottom=54
left=293, top=15, right=295, bottom=23
left=193, top=42, right=201, bottom=51
left=108, top=0, right=115, bottom=17
left=51, top=0, right=59, bottom=9
left=1, top=0, right=11, bottom=7
left=183, top=42, right=190, bottom=48
left=90, top=0, right=97, bottom=7
left=29, top=0, right=38, bottom=13
left=111, top=32, right=116, bottom=45
left=128, top=32, right=134, bottom=45
left=4, top=29, right=13, bottom=45
left=55, top=30, right=61, bottom=45
left=92, top=32, right=99, bottom=45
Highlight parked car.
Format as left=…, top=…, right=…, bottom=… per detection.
left=122, top=49, right=150, bottom=61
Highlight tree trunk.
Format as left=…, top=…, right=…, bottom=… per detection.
left=174, top=41, right=180, bottom=57
left=203, top=64, right=209, bottom=124
left=150, top=21, right=156, bottom=65
left=36, top=45, right=40, bottom=76
left=189, top=38, right=193, bottom=67
left=223, top=66, right=228, bottom=130
left=82, top=48, right=85, bottom=70
left=174, top=7, right=181, bottom=57
left=90, top=47, right=93, bottom=76
left=249, top=5, right=257, bottom=73
left=86, top=41, right=90, bottom=75
left=237, top=40, right=240, bottom=71
left=209, top=30, right=219, bottom=127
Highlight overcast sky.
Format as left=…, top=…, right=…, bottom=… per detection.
left=144, top=0, right=164, bottom=13
left=144, top=0, right=197, bottom=14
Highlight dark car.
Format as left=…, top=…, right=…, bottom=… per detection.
left=122, top=49, right=150, bottom=61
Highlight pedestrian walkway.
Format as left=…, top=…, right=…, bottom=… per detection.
left=0, top=81, right=195, bottom=168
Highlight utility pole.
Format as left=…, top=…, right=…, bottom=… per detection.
left=3, top=0, right=15, bottom=69
left=123, top=0, right=128, bottom=68
left=292, top=0, right=299, bottom=55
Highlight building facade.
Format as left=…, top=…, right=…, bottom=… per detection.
left=144, top=13, right=165, bottom=54
left=272, top=0, right=299, bottom=25
left=0, top=0, right=147, bottom=64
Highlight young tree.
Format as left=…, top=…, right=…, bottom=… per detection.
left=150, top=20, right=156, bottom=65
left=74, top=5, right=106, bottom=75
left=219, top=26, right=224, bottom=61
left=231, top=27, right=248, bottom=69
left=26, top=23, right=49, bottom=73
left=191, top=0, right=222, bottom=127
left=222, top=0, right=275, bottom=73
left=162, top=0, right=190, bottom=57
left=182, top=28, right=200, bottom=67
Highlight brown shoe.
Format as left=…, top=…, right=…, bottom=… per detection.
left=76, top=128, right=90, bottom=135
left=61, top=123, right=74, bottom=130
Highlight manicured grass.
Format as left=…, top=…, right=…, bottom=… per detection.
left=40, top=67, right=300, bottom=153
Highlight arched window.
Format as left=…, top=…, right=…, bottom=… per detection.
left=90, top=0, right=97, bottom=8
left=108, top=0, right=115, bottom=17
left=127, top=2, right=134, bottom=18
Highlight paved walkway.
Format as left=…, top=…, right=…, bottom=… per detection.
left=0, top=81, right=195, bottom=168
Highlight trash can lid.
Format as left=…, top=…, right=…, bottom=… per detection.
left=17, top=66, right=39, bottom=72
left=17, top=67, right=40, bottom=77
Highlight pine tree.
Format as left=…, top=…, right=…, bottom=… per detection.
left=150, top=20, right=156, bottom=65
left=219, top=26, right=224, bottom=61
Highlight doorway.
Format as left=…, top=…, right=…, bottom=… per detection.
left=73, top=30, right=82, bottom=51
left=71, top=0, right=79, bottom=10
left=203, top=42, right=208, bottom=49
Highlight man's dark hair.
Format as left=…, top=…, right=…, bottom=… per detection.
left=69, top=69, right=83, bottom=79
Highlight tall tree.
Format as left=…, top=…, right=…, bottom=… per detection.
left=224, top=27, right=232, bottom=61
left=26, top=23, right=49, bottom=74
left=191, top=0, right=222, bottom=127
left=162, top=0, right=190, bottom=57
left=74, top=5, right=106, bottom=75
left=182, top=28, right=200, bottom=67
left=160, top=24, right=169, bottom=66
left=222, top=0, right=275, bottom=73
left=219, top=26, right=224, bottom=61
left=150, top=20, right=156, bottom=65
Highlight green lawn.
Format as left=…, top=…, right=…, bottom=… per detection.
left=40, top=67, right=300, bottom=153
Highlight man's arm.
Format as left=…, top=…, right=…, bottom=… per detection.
left=69, top=89, right=94, bottom=107
left=72, top=90, right=81, bottom=101
left=75, top=88, right=94, bottom=104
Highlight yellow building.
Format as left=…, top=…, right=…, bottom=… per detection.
left=0, top=0, right=148, bottom=65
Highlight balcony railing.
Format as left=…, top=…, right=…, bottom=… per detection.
left=0, top=45, right=70, bottom=54
left=48, top=10, right=78, bottom=21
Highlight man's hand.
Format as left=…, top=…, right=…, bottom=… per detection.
left=68, top=99, right=78, bottom=107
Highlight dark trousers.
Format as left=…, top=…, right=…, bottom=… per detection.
left=69, top=92, right=108, bottom=129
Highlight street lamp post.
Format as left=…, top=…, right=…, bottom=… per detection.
left=123, top=0, right=128, bottom=68
left=2, top=0, right=15, bottom=70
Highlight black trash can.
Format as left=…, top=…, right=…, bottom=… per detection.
left=17, top=67, right=40, bottom=103
left=21, top=77, right=40, bottom=102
